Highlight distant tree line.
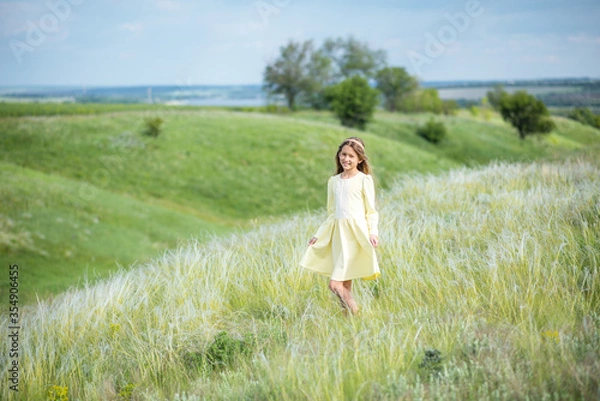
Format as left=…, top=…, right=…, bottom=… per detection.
left=263, top=37, right=570, bottom=141
left=263, top=36, right=458, bottom=130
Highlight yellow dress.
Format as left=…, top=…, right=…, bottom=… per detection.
left=300, top=172, right=380, bottom=281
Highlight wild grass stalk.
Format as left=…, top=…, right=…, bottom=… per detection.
left=1, top=158, right=598, bottom=400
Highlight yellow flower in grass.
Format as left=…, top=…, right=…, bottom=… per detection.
left=541, top=330, right=559, bottom=343
left=47, top=385, right=68, bottom=401
left=109, top=323, right=121, bottom=340
left=118, top=382, right=136, bottom=400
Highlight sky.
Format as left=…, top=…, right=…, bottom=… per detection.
left=1, top=0, right=599, bottom=86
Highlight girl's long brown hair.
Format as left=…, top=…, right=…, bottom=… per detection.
left=335, top=137, right=371, bottom=175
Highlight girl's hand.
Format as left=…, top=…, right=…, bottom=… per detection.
left=370, top=234, right=379, bottom=248
left=308, top=237, right=318, bottom=246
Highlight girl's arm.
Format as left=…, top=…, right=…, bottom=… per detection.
left=363, top=174, right=379, bottom=238
left=309, top=176, right=335, bottom=244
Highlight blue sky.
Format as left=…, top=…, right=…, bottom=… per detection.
left=1, top=0, right=599, bottom=86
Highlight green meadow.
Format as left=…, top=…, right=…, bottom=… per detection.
left=0, top=102, right=599, bottom=399
left=1, top=103, right=599, bottom=303
left=0, top=156, right=598, bottom=400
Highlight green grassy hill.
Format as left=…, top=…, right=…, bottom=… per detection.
left=1, top=103, right=599, bottom=302
left=1, top=157, right=598, bottom=400
left=295, top=110, right=600, bottom=165
left=1, top=161, right=227, bottom=299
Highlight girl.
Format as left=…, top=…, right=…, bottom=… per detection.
left=300, top=137, right=380, bottom=315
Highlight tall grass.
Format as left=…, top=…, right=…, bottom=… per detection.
left=1, top=158, right=599, bottom=400
left=0, top=109, right=456, bottom=301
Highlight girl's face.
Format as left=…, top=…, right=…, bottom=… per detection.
left=338, top=145, right=362, bottom=173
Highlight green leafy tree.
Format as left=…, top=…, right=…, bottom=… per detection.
left=399, top=88, right=444, bottom=114
left=487, top=85, right=508, bottom=111
left=419, top=88, right=444, bottom=114
left=375, top=67, right=418, bottom=112
left=302, top=49, right=335, bottom=110
left=263, top=40, right=314, bottom=110
left=499, top=90, right=555, bottom=139
left=328, top=76, right=380, bottom=130
left=321, top=36, right=386, bottom=81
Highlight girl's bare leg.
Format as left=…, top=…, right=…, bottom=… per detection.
left=342, top=280, right=359, bottom=314
left=329, top=280, right=359, bottom=315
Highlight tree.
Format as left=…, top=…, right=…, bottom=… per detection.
left=499, top=90, right=555, bottom=139
left=399, top=88, right=444, bottom=114
left=487, top=85, right=508, bottom=111
left=321, top=36, right=386, bottom=81
left=328, top=76, right=380, bottom=130
left=263, top=40, right=314, bottom=110
left=302, top=49, right=335, bottom=110
left=375, top=67, right=418, bottom=112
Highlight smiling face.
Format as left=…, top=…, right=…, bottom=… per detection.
left=338, top=144, right=362, bottom=174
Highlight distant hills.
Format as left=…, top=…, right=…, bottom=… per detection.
left=2, top=77, right=599, bottom=107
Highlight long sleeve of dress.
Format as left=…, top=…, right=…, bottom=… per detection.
left=314, top=176, right=335, bottom=239
left=363, top=174, right=379, bottom=237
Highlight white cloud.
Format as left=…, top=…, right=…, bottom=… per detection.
left=568, top=34, right=600, bottom=45
left=120, top=22, right=144, bottom=36
left=213, top=21, right=267, bottom=37
left=213, top=39, right=267, bottom=52
left=0, top=1, right=45, bottom=36
left=383, top=37, right=405, bottom=50
left=155, top=0, right=182, bottom=11
left=117, top=51, right=136, bottom=60
left=519, top=54, right=561, bottom=64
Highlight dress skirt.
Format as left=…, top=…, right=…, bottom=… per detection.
left=300, top=217, right=380, bottom=281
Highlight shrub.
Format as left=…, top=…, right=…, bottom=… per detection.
left=568, top=107, right=600, bottom=129
left=442, top=99, right=459, bottom=115
left=416, top=118, right=447, bottom=144
left=262, top=104, right=290, bottom=114
left=142, top=117, right=163, bottom=138
left=419, top=348, right=443, bottom=377
left=205, top=331, right=248, bottom=368
left=328, top=75, right=380, bottom=130
left=183, top=331, right=252, bottom=372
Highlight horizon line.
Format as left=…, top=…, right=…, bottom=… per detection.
left=1, top=76, right=599, bottom=89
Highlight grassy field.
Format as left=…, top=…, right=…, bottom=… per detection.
left=0, top=102, right=206, bottom=117
left=1, top=103, right=599, bottom=304
left=1, top=161, right=228, bottom=300
left=294, top=109, right=600, bottom=165
left=1, top=156, right=598, bottom=400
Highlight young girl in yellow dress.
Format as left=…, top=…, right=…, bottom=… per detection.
left=300, top=137, right=380, bottom=315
